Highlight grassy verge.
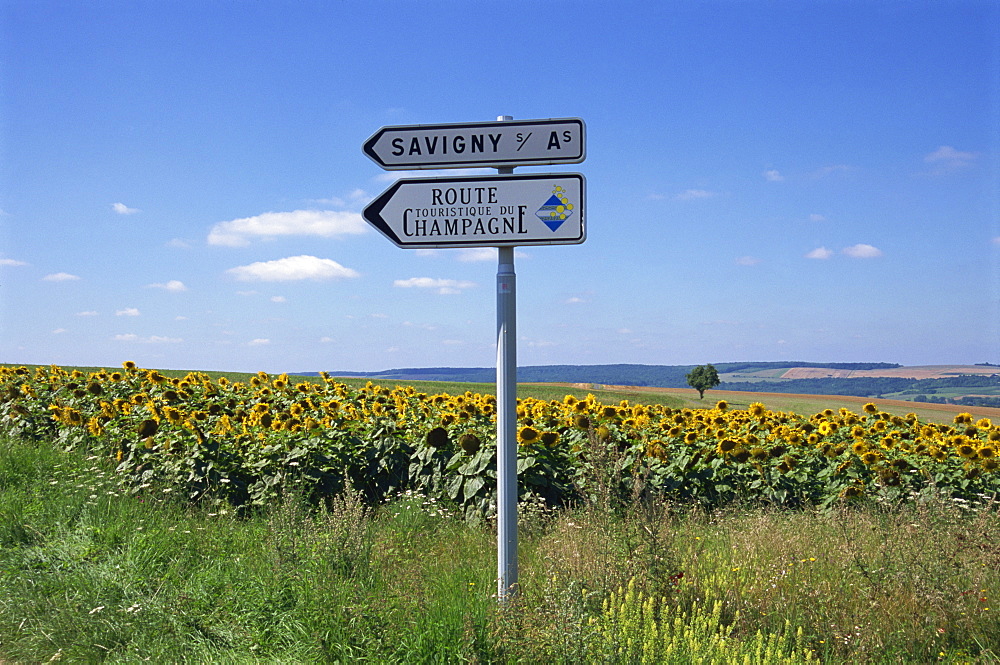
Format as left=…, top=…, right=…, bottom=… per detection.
left=2, top=435, right=998, bottom=663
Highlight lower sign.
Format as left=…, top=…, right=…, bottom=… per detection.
left=363, top=173, right=585, bottom=248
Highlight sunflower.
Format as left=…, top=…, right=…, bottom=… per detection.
left=861, top=451, right=882, bottom=466
left=717, top=438, right=739, bottom=454
left=978, top=446, right=996, bottom=459
left=732, top=448, right=751, bottom=463
left=137, top=418, right=159, bottom=438
left=840, top=485, right=864, bottom=499
left=983, top=458, right=1000, bottom=472
left=863, top=403, right=878, bottom=414
left=957, top=442, right=978, bottom=459
left=684, top=431, right=698, bottom=444
left=851, top=440, right=868, bottom=455
left=518, top=426, right=540, bottom=444
left=540, top=431, right=560, bottom=447
left=459, top=433, right=482, bottom=454
left=426, top=426, right=450, bottom=448
left=749, top=403, right=766, bottom=418
left=122, top=361, right=138, bottom=371
left=715, top=400, right=729, bottom=412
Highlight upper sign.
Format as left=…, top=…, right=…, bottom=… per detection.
left=363, top=118, right=585, bottom=170
left=363, top=173, right=585, bottom=249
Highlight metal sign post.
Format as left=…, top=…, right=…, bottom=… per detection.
left=494, top=117, right=517, bottom=601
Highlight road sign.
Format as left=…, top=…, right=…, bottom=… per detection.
left=363, top=173, right=585, bottom=249
left=363, top=118, right=585, bottom=170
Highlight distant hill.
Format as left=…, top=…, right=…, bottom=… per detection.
left=306, top=362, right=903, bottom=389
left=302, top=362, right=1000, bottom=404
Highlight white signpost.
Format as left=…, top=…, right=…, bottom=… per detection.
left=363, top=116, right=586, bottom=602
left=363, top=118, right=585, bottom=170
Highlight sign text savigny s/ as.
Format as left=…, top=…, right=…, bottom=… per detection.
left=363, top=118, right=584, bottom=170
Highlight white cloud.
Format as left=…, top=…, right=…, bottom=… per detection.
left=247, top=338, right=271, bottom=346
left=393, top=277, right=476, bottom=294
left=805, top=247, right=833, bottom=260
left=0, top=258, right=28, bottom=267
left=813, top=164, right=852, bottom=178
left=617, top=328, right=632, bottom=335
left=226, top=255, right=360, bottom=282
left=442, top=339, right=464, bottom=345
left=52, top=328, right=67, bottom=334
left=809, top=214, right=826, bottom=222
left=674, top=189, right=717, bottom=201
left=764, top=170, right=784, bottom=182
left=454, top=247, right=528, bottom=262
left=924, top=145, right=977, bottom=170
left=270, top=296, right=286, bottom=303
left=207, top=210, right=368, bottom=246
left=147, top=280, right=187, bottom=292
left=308, top=189, right=370, bottom=207
left=842, top=243, right=883, bottom=259
left=403, top=321, right=438, bottom=330
left=112, top=202, right=140, bottom=215
left=735, top=256, right=761, bottom=266
left=166, top=238, right=191, bottom=249
left=76, top=310, right=98, bottom=317
left=456, top=248, right=499, bottom=263
left=116, top=308, right=141, bottom=316
left=43, top=272, right=80, bottom=282
left=113, top=333, right=182, bottom=343
left=320, top=336, right=334, bottom=343
left=566, top=296, right=585, bottom=304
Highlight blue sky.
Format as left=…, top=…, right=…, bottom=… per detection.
left=2, top=1, right=998, bottom=373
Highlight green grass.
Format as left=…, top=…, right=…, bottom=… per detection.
left=2, top=434, right=999, bottom=663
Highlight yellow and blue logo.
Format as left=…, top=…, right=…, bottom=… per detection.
left=536, top=185, right=574, bottom=231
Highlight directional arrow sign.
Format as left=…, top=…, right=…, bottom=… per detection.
left=363, top=118, right=585, bottom=170
left=363, top=173, right=585, bottom=249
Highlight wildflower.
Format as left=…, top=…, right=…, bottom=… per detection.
left=863, top=403, right=878, bottom=414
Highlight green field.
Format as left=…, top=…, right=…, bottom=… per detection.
left=2, top=434, right=998, bottom=663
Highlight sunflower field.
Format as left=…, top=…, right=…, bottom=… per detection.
left=2, top=363, right=999, bottom=516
